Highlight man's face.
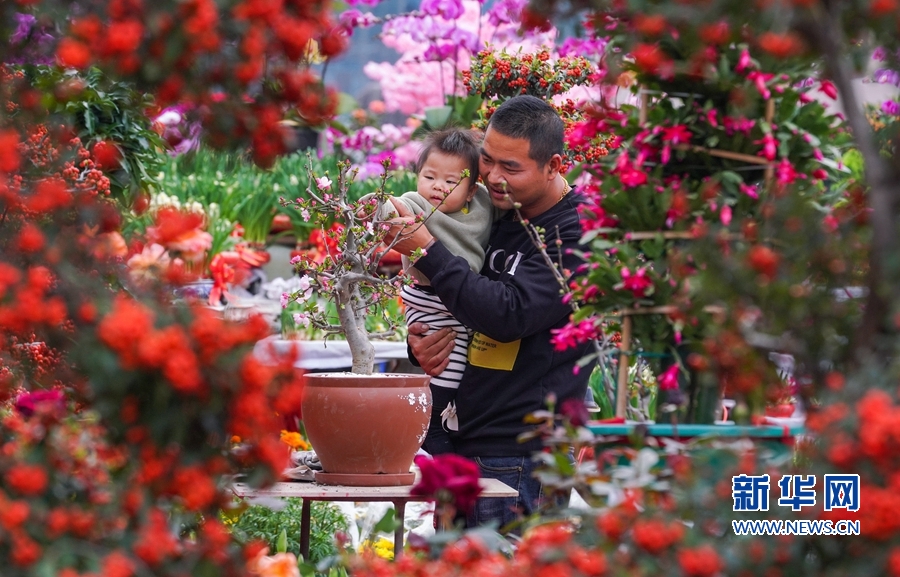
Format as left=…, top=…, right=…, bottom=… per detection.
left=478, top=127, right=559, bottom=219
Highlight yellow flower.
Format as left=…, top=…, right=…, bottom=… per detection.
left=280, top=430, right=310, bottom=451
left=361, top=537, right=394, bottom=561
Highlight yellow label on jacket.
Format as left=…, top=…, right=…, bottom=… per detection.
left=468, top=332, right=520, bottom=371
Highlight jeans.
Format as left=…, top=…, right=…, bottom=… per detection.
left=465, top=455, right=543, bottom=534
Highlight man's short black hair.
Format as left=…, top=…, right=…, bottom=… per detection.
left=416, top=127, right=481, bottom=187
left=486, top=95, right=564, bottom=166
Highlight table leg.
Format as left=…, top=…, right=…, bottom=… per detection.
left=300, top=498, right=311, bottom=560
left=393, top=500, right=406, bottom=559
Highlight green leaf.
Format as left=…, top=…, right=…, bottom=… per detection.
left=276, top=528, right=288, bottom=553
left=372, top=508, right=399, bottom=534
left=425, top=105, right=453, bottom=128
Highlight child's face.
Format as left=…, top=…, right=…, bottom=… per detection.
left=416, top=151, right=474, bottom=214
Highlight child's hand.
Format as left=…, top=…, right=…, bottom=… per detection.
left=384, top=199, right=434, bottom=256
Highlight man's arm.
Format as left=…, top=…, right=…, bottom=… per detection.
left=414, top=238, right=578, bottom=342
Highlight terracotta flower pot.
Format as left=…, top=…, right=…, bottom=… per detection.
left=301, top=373, right=431, bottom=486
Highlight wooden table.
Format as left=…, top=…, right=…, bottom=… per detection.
left=232, top=479, right=518, bottom=559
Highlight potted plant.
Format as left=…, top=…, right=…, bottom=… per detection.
left=280, top=159, right=431, bottom=486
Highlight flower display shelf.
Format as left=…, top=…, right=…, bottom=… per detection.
left=609, top=304, right=725, bottom=419
left=588, top=422, right=805, bottom=461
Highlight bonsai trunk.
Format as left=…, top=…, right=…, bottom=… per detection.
left=335, top=277, right=375, bottom=374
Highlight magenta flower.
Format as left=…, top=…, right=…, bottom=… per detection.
left=421, top=0, right=464, bottom=20
left=754, top=133, right=777, bottom=161
left=735, top=49, right=752, bottom=73
left=550, top=319, right=599, bottom=351
left=747, top=71, right=774, bottom=99
left=614, top=154, right=649, bottom=188
left=15, top=389, right=66, bottom=417
left=776, top=158, right=799, bottom=185
left=882, top=100, right=900, bottom=116
left=560, top=397, right=590, bottom=427
left=339, top=10, right=379, bottom=34
left=819, top=80, right=838, bottom=100
left=658, top=365, right=680, bottom=391
left=618, top=266, right=654, bottom=298
left=411, top=454, right=482, bottom=514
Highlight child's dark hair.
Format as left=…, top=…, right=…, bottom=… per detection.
left=415, top=128, right=481, bottom=187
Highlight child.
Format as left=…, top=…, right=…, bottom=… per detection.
left=379, top=128, right=495, bottom=455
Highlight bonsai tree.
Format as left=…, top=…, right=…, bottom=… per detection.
left=282, top=159, right=421, bottom=374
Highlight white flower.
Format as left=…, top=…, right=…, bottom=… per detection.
left=315, top=176, right=332, bottom=190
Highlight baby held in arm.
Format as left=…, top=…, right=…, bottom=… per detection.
left=376, top=128, right=496, bottom=455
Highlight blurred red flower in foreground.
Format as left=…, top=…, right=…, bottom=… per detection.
left=411, top=453, right=482, bottom=514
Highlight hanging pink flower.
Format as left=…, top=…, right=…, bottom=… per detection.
left=658, top=365, right=680, bottom=391
left=614, top=153, right=648, bottom=188
left=754, top=133, right=777, bottom=160
left=618, top=266, right=654, bottom=298
left=820, top=80, right=838, bottom=100
left=747, top=71, right=774, bottom=99
left=735, top=49, right=753, bottom=73
left=720, top=204, right=732, bottom=226
left=776, top=158, right=798, bottom=184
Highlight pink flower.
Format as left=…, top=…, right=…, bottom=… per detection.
left=776, top=158, right=798, bottom=184
left=411, top=454, right=482, bottom=514
left=614, top=154, right=648, bottom=188
left=747, top=71, right=774, bottom=100
left=127, top=243, right=171, bottom=283
left=740, top=183, right=759, bottom=199
left=820, top=80, right=838, bottom=100
left=720, top=204, right=732, bottom=226
left=754, top=133, right=777, bottom=161
left=550, top=319, right=599, bottom=351
left=735, top=49, right=752, bottom=73
left=618, top=266, right=654, bottom=298
left=315, top=176, right=332, bottom=190
left=658, top=365, right=680, bottom=391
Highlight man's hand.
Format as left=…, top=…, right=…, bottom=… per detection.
left=408, top=322, right=455, bottom=376
left=384, top=198, right=435, bottom=256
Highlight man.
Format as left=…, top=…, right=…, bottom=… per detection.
left=386, top=95, right=595, bottom=529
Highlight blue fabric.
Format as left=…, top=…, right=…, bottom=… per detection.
left=465, top=455, right=543, bottom=533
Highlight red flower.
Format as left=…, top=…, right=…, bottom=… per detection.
left=92, top=140, right=122, bottom=171
left=0, top=130, right=21, bottom=173
left=758, top=32, right=804, bottom=59
left=747, top=245, right=780, bottom=280
left=6, top=463, right=49, bottom=496
left=632, top=43, right=670, bottom=75
left=699, top=21, right=731, bottom=45
left=678, top=544, right=724, bottom=577
left=411, top=454, right=482, bottom=514
left=56, top=38, right=92, bottom=69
